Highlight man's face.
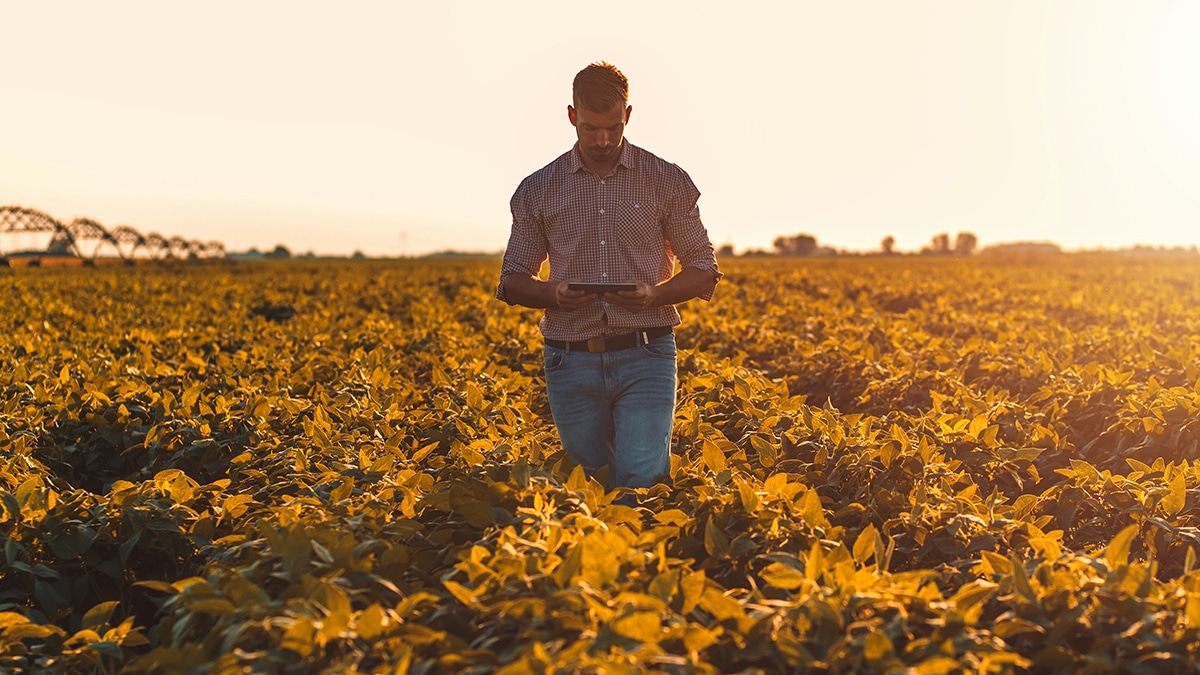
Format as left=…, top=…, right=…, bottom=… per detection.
left=569, top=103, right=631, bottom=167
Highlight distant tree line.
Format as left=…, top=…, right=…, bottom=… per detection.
left=717, top=231, right=983, bottom=258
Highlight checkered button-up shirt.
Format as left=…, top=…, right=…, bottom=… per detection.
left=496, top=141, right=721, bottom=342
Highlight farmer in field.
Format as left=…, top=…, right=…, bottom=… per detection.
left=496, top=61, right=722, bottom=495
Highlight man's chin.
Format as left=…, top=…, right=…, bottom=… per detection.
left=584, top=148, right=617, bottom=163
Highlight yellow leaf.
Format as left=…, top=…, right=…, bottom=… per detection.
left=81, top=601, right=120, bottom=631
left=187, top=598, right=236, bottom=614
left=1105, top=524, right=1139, bottom=570
left=0, top=612, right=30, bottom=630
left=853, top=524, right=878, bottom=564
left=281, top=618, right=315, bottom=657
left=1187, top=593, right=1200, bottom=629
left=760, top=562, right=806, bottom=590
left=915, top=657, right=961, bottom=675
left=968, top=412, right=989, bottom=439
left=993, top=618, right=1046, bottom=638
left=680, top=571, right=706, bottom=614
left=950, top=580, right=998, bottom=613
left=222, top=494, right=253, bottom=520
left=864, top=631, right=893, bottom=661
left=701, top=439, right=727, bottom=474
left=764, top=473, right=788, bottom=496
left=682, top=624, right=719, bottom=654
left=444, top=581, right=478, bottom=606
left=566, top=464, right=588, bottom=492
left=1008, top=554, right=1037, bottom=603
left=182, top=383, right=202, bottom=409
left=580, top=532, right=622, bottom=588
left=3, top=623, right=66, bottom=641
left=738, top=481, right=760, bottom=512
left=800, top=489, right=827, bottom=529
left=612, top=612, right=661, bottom=642
left=654, top=509, right=689, bottom=526
left=806, top=541, right=826, bottom=581
left=699, top=588, right=745, bottom=622
left=465, top=382, right=484, bottom=409
left=1162, top=471, right=1187, bottom=518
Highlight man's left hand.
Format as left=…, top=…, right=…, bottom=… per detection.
left=601, top=281, right=657, bottom=311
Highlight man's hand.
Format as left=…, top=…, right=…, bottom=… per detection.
left=601, top=281, right=658, bottom=311
left=553, top=281, right=593, bottom=311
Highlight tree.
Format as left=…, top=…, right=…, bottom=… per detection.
left=716, top=244, right=735, bottom=258
left=929, top=233, right=950, bottom=255
left=266, top=244, right=292, bottom=259
left=772, top=233, right=818, bottom=256
left=881, top=235, right=896, bottom=255
left=954, top=232, right=978, bottom=256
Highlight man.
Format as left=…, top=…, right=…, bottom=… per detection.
left=496, top=62, right=721, bottom=493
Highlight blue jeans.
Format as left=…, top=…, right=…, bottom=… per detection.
left=543, top=333, right=677, bottom=489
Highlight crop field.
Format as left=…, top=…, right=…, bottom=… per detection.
left=2, top=254, right=1200, bottom=674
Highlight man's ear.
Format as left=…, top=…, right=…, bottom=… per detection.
left=568, top=105, right=577, bottom=127
left=624, top=105, right=632, bottom=124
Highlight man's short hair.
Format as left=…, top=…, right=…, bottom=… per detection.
left=573, top=62, right=629, bottom=113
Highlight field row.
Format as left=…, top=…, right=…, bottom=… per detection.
left=1, top=256, right=1199, bottom=673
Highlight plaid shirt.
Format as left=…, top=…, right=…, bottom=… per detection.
left=496, top=141, right=721, bottom=342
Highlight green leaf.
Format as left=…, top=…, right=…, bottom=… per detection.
left=49, top=525, right=97, bottom=560
left=704, top=518, right=730, bottom=557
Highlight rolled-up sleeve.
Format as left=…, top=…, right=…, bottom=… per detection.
left=496, top=178, right=547, bottom=304
left=662, top=166, right=722, bottom=301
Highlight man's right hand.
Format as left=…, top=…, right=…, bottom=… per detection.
left=553, top=281, right=592, bottom=311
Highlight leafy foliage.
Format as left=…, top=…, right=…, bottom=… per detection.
left=2, top=255, right=1200, bottom=673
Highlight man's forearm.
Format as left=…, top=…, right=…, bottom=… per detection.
left=503, top=274, right=559, bottom=309
left=650, top=266, right=719, bottom=307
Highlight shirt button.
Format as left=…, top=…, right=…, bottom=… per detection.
left=601, top=272, right=608, bottom=278
left=600, top=179, right=606, bottom=185
left=599, top=209, right=605, bottom=215
left=600, top=240, right=606, bottom=246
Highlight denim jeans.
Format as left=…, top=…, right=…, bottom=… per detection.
left=543, top=333, right=677, bottom=489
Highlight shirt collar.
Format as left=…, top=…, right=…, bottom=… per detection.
left=568, top=140, right=638, bottom=175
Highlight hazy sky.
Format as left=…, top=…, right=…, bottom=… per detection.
left=3, top=1, right=1198, bottom=256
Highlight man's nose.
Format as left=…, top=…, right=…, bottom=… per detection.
left=596, top=132, right=611, bottom=148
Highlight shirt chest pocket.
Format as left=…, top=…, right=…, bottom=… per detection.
left=616, top=199, right=662, bottom=246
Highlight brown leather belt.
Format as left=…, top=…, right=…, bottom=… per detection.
left=545, top=326, right=673, bottom=353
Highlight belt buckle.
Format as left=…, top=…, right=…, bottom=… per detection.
left=587, top=337, right=606, bottom=353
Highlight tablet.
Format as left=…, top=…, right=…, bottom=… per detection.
left=567, top=281, right=638, bottom=294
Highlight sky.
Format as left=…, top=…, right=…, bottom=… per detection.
left=3, top=1, right=1199, bottom=257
